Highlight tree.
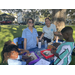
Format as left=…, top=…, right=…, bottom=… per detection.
left=52, top=9, right=67, bottom=39
left=67, top=9, right=75, bottom=19
left=66, top=9, right=75, bottom=24
left=39, top=9, right=52, bottom=18
left=1, top=9, right=23, bottom=14
left=52, top=9, right=67, bottom=32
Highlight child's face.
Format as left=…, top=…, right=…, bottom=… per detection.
left=62, top=32, right=69, bottom=40
left=8, top=51, right=19, bottom=59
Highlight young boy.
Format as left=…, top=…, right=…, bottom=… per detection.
left=51, top=27, right=74, bottom=65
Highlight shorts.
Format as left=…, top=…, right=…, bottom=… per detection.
left=44, top=37, right=51, bottom=43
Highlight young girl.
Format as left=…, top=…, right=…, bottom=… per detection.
left=22, top=18, right=39, bottom=50
left=2, top=44, right=32, bottom=65
left=4, top=40, right=30, bottom=55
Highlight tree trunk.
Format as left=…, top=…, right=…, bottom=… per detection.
left=52, top=9, right=67, bottom=40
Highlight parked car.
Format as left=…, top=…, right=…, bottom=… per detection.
left=0, top=20, right=12, bottom=24
left=38, top=22, right=45, bottom=25
left=35, top=22, right=42, bottom=25
left=42, top=22, right=45, bottom=25
left=18, top=21, right=27, bottom=25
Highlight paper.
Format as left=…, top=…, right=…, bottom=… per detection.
left=34, top=59, right=50, bottom=65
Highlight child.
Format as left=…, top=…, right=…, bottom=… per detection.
left=51, top=27, right=74, bottom=65
left=4, top=40, right=30, bottom=55
left=2, top=44, right=32, bottom=65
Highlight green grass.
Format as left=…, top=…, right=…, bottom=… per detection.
left=0, top=24, right=75, bottom=65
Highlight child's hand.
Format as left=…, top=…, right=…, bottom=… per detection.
left=25, top=50, right=30, bottom=54
left=51, top=47, right=56, bottom=54
left=26, top=53, right=31, bottom=57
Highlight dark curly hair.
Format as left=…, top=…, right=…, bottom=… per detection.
left=61, top=27, right=73, bottom=34
left=2, top=44, right=19, bottom=63
left=3, top=40, right=12, bottom=48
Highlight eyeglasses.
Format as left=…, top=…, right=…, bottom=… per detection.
left=28, top=21, right=33, bottom=24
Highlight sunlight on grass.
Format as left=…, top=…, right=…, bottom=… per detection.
left=13, top=31, right=17, bottom=33
left=36, top=28, right=43, bottom=32
left=73, top=31, right=75, bottom=41
left=12, top=27, right=17, bottom=30
left=22, top=28, right=25, bottom=31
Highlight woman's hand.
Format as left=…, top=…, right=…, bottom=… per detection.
left=39, top=33, right=44, bottom=41
left=39, top=38, right=42, bottom=41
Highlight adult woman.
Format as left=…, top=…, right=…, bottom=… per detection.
left=22, top=18, right=38, bottom=50
left=39, top=17, right=61, bottom=43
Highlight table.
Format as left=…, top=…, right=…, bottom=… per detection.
left=28, top=40, right=64, bottom=65
left=28, top=45, right=54, bottom=65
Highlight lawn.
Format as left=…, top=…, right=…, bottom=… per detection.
left=0, top=24, right=75, bottom=65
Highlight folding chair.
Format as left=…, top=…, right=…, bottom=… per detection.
left=13, top=37, right=18, bottom=45
left=13, top=37, right=24, bottom=49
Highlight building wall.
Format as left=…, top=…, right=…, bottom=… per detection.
left=17, top=12, right=23, bottom=23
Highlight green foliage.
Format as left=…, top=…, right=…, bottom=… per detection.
left=67, top=9, right=75, bottom=19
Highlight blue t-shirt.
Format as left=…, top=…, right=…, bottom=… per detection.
left=7, top=55, right=26, bottom=65
left=22, top=27, right=38, bottom=50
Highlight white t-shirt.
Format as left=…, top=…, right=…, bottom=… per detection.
left=43, top=24, right=57, bottom=40
left=7, top=55, right=26, bottom=65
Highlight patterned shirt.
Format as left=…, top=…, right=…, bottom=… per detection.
left=54, top=42, right=74, bottom=65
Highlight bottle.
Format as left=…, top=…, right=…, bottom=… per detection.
left=38, top=40, right=41, bottom=48
left=45, top=40, right=48, bottom=49
left=51, top=39, right=53, bottom=43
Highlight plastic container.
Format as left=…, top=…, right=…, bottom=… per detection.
left=40, top=49, right=54, bottom=59
left=38, top=40, right=41, bottom=48
left=23, top=51, right=40, bottom=65
left=45, top=40, right=47, bottom=49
